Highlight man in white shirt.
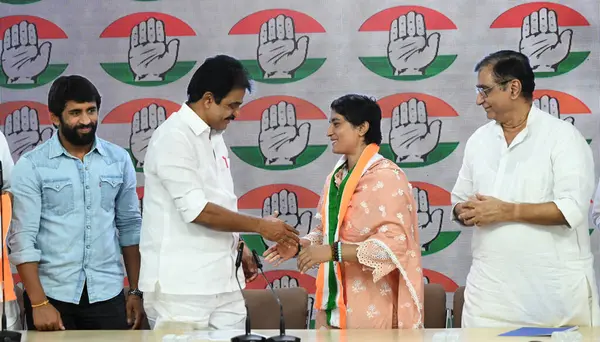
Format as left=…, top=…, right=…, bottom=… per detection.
left=0, top=130, right=20, bottom=330
left=451, top=50, right=600, bottom=328
left=139, top=55, right=300, bottom=330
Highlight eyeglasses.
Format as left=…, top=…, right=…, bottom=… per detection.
left=475, top=80, right=512, bottom=98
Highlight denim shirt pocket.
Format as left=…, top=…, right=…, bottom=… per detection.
left=41, top=178, right=75, bottom=216
left=99, top=175, right=123, bottom=212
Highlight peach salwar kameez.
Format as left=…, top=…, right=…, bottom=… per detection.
left=304, top=144, right=424, bottom=329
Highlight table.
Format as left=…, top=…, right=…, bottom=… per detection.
left=12, top=328, right=600, bottom=342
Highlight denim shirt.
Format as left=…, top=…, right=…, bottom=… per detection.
left=7, top=134, right=141, bottom=304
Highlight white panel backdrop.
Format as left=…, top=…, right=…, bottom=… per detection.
left=1, top=0, right=599, bottom=328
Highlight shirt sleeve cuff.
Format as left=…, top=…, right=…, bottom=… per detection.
left=553, top=198, right=581, bottom=230
left=450, top=203, right=467, bottom=226
left=450, top=203, right=459, bottom=222
left=175, top=188, right=208, bottom=223
left=119, top=230, right=140, bottom=247
left=8, top=249, right=41, bottom=266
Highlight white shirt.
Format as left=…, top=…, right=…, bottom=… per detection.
left=139, top=104, right=244, bottom=296
left=0, top=131, right=14, bottom=191
left=0, top=131, right=14, bottom=304
left=451, top=104, right=600, bottom=327
left=589, top=177, right=600, bottom=231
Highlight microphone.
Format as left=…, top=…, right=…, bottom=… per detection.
left=231, top=241, right=265, bottom=342
left=252, top=250, right=300, bottom=342
left=235, top=239, right=244, bottom=269
left=0, top=162, right=21, bottom=342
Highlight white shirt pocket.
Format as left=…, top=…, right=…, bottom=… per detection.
left=219, top=156, right=230, bottom=170
left=217, top=156, right=236, bottom=199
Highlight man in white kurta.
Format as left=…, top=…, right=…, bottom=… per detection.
left=591, top=185, right=600, bottom=235
left=452, top=50, right=600, bottom=328
left=138, top=55, right=300, bottom=331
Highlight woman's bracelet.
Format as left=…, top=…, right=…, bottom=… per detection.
left=330, top=243, right=337, bottom=262
left=330, top=241, right=343, bottom=262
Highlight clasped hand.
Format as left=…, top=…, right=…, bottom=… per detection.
left=456, top=194, right=512, bottom=226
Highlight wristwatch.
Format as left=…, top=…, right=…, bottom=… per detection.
left=128, top=288, right=143, bottom=299
left=294, top=242, right=302, bottom=257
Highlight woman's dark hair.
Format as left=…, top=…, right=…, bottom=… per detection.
left=330, top=94, right=382, bottom=145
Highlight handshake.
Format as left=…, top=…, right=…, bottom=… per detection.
left=256, top=210, right=300, bottom=249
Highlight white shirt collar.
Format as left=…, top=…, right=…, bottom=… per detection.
left=179, top=103, right=212, bottom=136
left=492, top=103, right=541, bottom=140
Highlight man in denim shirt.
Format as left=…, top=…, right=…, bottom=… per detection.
left=7, top=75, right=144, bottom=331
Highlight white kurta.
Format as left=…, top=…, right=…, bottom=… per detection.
left=139, top=103, right=243, bottom=296
left=451, top=105, right=600, bottom=327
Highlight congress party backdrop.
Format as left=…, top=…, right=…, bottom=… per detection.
left=1, top=0, right=599, bottom=328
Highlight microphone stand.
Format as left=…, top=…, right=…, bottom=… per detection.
left=252, top=250, right=300, bottom=342
left=0, top=163, right=21, bottom=342
left=231, top=241, right=266, bottom=342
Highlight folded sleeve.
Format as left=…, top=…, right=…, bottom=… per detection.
left=7, top=157, right=42, bottom=265
left=551, top=127, right=595, bottom=230
left=115, top=153, right=142, bottom=246
left=450, top=137, right=474, bottom=223
left=149, top=132, right=208, bottom=223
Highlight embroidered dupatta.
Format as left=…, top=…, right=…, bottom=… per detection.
left=314, top=144, right=382, bottom=328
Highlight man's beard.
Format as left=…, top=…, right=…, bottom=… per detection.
left=60, top=122, right=97, bottom=146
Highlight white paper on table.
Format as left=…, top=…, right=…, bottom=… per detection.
left=168, top=330, right=269, bottom=341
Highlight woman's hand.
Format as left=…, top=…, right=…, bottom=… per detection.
left=297, top=245, right=332, bottom=273
left=263, top=243, right=298, bottom=267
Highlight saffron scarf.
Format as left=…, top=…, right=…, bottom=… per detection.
left=314, top=143, right=382, bottom=328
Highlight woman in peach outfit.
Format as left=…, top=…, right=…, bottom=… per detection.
left=264, top=94, right=423, bottom=329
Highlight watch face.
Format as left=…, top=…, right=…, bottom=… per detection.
left=128, top=289, right=143, bottom=298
